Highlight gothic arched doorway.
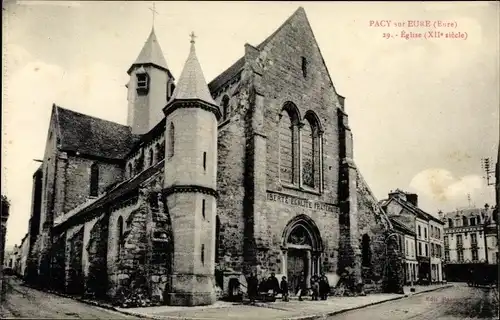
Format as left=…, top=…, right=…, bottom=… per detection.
left=282, top=215, right=323, bottom=294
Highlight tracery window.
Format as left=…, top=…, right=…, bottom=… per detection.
left=279, top=102, right=300, bottom=185
left=302, top=111, right=322, bottom=189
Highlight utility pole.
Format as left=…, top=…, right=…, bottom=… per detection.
left=481, top=157, right=495, bottom=186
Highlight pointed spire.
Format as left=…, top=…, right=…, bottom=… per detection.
left=128, top=28, right=168, bottom=74
left=169, top=33, right=217, bottom=105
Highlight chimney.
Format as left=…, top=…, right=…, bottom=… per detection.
left=438, top=210, right=444, bottom=220
left=406, top=193, right=418, bottom=207
left=388, top=189, right=407, bottom=201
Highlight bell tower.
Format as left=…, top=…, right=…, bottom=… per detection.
left=162, top=33, right=221, bottom=306
left=127, top=27, right=175, bottom=134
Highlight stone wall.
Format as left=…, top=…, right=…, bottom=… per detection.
left=65, top=225, right=84, bottom=295
left=50, top=232, right=66, bottom=291
left=62, top=155, right=123, bottom=214
left=84, top=214, right=109, bottom=299
left=107, top=197, right=142, bottom=300
left=216, top=80, right=249, bottom=274
left=356, top=171, right=391, bottom=292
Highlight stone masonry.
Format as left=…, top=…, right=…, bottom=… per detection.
left=23, top=7, right=402, bottom=308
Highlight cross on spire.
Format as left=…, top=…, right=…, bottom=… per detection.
left=190, top=31, right=197, bottom=44
left=149, top=2, right=159, bottom=27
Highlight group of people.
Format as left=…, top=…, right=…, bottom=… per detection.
left=246, top=272, right=330, bottom=303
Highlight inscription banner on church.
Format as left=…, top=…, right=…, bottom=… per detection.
left=266, top=191, right=336, bottom=212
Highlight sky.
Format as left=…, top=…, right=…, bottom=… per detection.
left=2, top=1, right=499, bottom=248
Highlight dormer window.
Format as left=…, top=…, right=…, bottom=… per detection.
left=136, top=67, right=149, bottom=94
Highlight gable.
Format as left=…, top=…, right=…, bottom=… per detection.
left=208, top=7, right=343, bottom=110
left=255, top=7, right=342, bottom=108
left=55, top=105, right=141, bottom=160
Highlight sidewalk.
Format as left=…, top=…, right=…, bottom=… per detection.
left=116, top=283, right=453, bottom=320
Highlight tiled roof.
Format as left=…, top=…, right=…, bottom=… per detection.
left=128, top=28, right=169, bottom=74
left=169, top=41, right=217, bottom=105
left=208, top=57, right=245, bottom=93
left=207, top=7, right=305, bottom=93
left=55, top=105, right=140, bottom=160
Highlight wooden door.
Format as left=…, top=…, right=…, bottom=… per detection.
left=287, top=249, right=306, bottom=294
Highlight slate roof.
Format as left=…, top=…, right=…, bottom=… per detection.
left=389, top=217, right=416, bottom=236
left=207, top=7, right=305, bottom=93
left=128, top=28, right=169, bottom=74
left=382, top=196, right=444, bottom=225
left=169, top=41, right=217, bottom=105
left=443, top=207, right=493, bottom=221
left=55, top=105, right=140, bottom=160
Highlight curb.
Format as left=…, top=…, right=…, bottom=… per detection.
left=17, top=282, right=454, bottom=320
left=284, top=284, right=455, bottom=320
left=19, top=282, right=154, bottom=319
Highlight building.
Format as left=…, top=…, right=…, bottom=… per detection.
left=442, top=205, right=498, bottom=282
left=380, top=190, right=445, bottom=284
left=1, top=195, right=11, bottom=298
left=22, top=8, right=400, bottom=307
left=13, top=234, right=30, bottom=279
left=389, top=217, right=417, bottom=285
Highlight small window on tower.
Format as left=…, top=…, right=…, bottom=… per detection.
left=136, top=71, right=149, bottom=93
left=301, top=57, right=308, bottom=78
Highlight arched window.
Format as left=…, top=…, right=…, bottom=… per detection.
left=302, top=111, right=322, bottom=189
left=149, top=148, right=154, bottom=166
left=168, top=123, right=175, bottom=160
left=221, top=95, right=230, bottom=121
left=117, top=216, right=124, bottom=257
left=462, top=216, right=468, bottom=226
left=89, top=163, right=99, bottom=197
left=362, top=234, right=371, bottom=267
left=279, top=102, right=300, bottom=185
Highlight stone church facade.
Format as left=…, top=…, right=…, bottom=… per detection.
left=24, top=7, right=401, bottom=307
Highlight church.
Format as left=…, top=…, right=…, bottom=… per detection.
left=24, top=7, right=401, bottom=307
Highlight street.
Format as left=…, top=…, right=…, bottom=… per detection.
left=329, top=284, right=499, bottom=320
left=0, top=276, right=139, bottom=319
left=0, top=277, right=498, bottom=319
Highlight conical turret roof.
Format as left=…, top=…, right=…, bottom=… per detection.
left=128, top=28, right=169, bottom=74
left=169, top=38, right=217, bottom=105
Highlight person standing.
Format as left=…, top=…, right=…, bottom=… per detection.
left=311, top=275, right=319, bottom=301
left=268, top=272, right=280, bottom=296
left=297, top=273, right=307, bottom=301
left=280, top=276, right=289, bottom=302
left=246, top=272, right=259, bottom=304
left=319, top=273, right=330, bottom=300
